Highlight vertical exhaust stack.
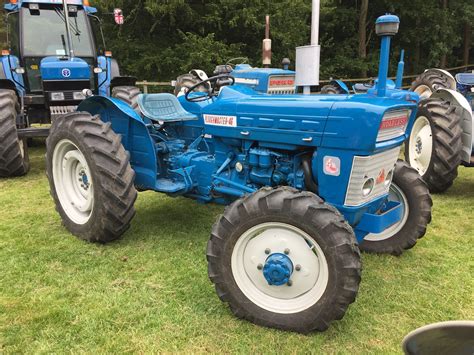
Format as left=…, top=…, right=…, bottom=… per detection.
left=295, top=0, right=321, bottom=95
left=375, top=14, right=400, bottom=97
left=262, top=15, right=272, bottom=68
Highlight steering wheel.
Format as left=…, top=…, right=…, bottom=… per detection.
left=185, top=74, right=235, bottom=102
left=226, top=57, right=249, bottom=68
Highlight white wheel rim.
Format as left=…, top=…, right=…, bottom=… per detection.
left=52, top=139, right=94, bottom=225
left=364, top=183, right=409, bottom=242
left=414, top=84, right=433, bottom=99
left=231, top=222, right=329, bottom=314
left=408, top=116, right=433, bottom=176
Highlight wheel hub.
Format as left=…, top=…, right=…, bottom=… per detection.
left=415, top=137, right=423, bottom=155
left=263, top=253, right=294, bottom=286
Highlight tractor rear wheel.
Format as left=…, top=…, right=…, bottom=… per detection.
left=112, top=86, right=141, bottom=113
left=207, top=187, right=361, bottom=333
left=359, top=161, right=432, bottom=256
left=321, top=84, right=345, bottom=95
left=0, top=89, right=29, bottom=177
left=46, top=111, right=137, bottom=243
left=405, top=98, right=462, bottom=192
left=410, top=70, right=453, bottom=99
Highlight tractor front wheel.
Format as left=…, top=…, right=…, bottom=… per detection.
left=46, top=112, right=137, bottom=243
left=207, top=187, right=361, bottom=333
left=359, top=161, right=432, bottom=256
left=0, top=89, right=29, bottom=177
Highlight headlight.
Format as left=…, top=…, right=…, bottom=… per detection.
left=73, top=92, right=86, bottom=100
left=362, top=178, right=375, bottom=197
left=50, top=92, right=65, bottom=101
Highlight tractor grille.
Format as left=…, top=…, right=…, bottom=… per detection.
left=43, top=80, right=91, bottom=91
left=345, top=147, right=401, bottom=206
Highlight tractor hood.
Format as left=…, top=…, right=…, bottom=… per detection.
left=40, top=57, right=91, bottom=81
left=185, top=85, right=417, bottom=154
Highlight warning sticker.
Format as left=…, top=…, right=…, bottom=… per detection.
left=203, top=114, right=237, bottom=127
left=323, top=156, right=341, bottom=176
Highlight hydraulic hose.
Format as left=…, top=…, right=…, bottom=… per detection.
left=302, top=156, right=319, bottom=194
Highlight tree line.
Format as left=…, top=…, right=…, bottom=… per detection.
left=1, top=0, right=473, bottom=81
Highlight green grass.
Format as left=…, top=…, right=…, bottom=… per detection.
left=1, top=146, right=473, bottom=353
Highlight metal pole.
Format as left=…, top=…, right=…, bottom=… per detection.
left=303, top=0, right=320, bottom=94
left=62, top=0, right=75, bottom=58
left=310, top=0, right=320, bottom=46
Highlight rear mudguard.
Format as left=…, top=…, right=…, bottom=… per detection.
left=78, top=96, right=157, bottom=190
left=423, top=69, right=457, bottom=90
left=432, top=88, right=473, bottom=163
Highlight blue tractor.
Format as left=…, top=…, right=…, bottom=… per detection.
left=45, top=10, right=432, bottom=333
left=0, top=0, right=139, bottom=177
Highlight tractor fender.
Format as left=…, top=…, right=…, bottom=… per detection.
left=423, top=69, right=457, bottom=90
left=78, top=96, right=158, bottom=190
left=0, top=79, right=19, bottom=92
left=432, top=88, right=473, bottom=162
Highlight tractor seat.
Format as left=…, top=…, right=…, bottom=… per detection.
left=137, top=93, right=198, bottom=122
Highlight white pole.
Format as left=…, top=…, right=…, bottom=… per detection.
left=311, top=0, right=320, bottom=46
left=296, top=0, right=321, bottom=94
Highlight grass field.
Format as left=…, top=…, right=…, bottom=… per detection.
left=1, top=146, right=473, bottom=353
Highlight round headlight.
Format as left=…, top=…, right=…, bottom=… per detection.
left=362, top=178, right=375, bottom=197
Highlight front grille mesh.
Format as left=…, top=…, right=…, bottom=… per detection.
left=345, top=147, right=401, bottom=206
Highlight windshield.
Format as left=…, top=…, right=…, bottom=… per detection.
left=21, top=6, right=94, bottom=57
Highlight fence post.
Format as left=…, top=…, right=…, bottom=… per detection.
left=143, top=80, right=148, bottom=94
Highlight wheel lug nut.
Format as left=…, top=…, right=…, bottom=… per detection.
left=257, top=263, right=263, bottom=270
left=287, top=280, right=293, bottom=286
left=265, top=248, right=271, bottom=255
left=284, top=248, right=290, bottom=255
left=295, top=264, right=301, bottom=271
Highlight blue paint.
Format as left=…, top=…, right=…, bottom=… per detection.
left=263, top=253, right=294, bottom=286
left=40, top=57, right=90, bottom=81
left=395, top=50, right=405, bottom=89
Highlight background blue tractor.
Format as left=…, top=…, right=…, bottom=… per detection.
left=406, top=69, right=473, bottom=192
left=44, top=9, right=432, bottom=333
left=0, top=0, right=139, bottom=178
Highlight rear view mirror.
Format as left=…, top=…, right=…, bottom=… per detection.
left=114, top=8, right=124, bottom=25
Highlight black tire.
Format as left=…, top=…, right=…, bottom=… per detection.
left=0, top=89, right=29, bottom=177
left=321, top=84, right=345, bottom=95
left=112, top=86, right=141, bottom=113
left=405, top=98, right=462, bottom=192
left=46, top=111, right=137, bottom=243
left=207, top=187, right=361, bottom=333
left=174, top=73, right=208, bottom=96
left=410, top=70, right=453, bottom=97
left=359, top=161, right=432, bottom=256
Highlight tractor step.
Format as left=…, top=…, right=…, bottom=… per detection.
left=155, top=178, right=186, bottom=193
left=17, top=127, right=50, bottom=138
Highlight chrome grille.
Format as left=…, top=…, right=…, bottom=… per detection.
left=345, top=147, right=401, bottom=206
